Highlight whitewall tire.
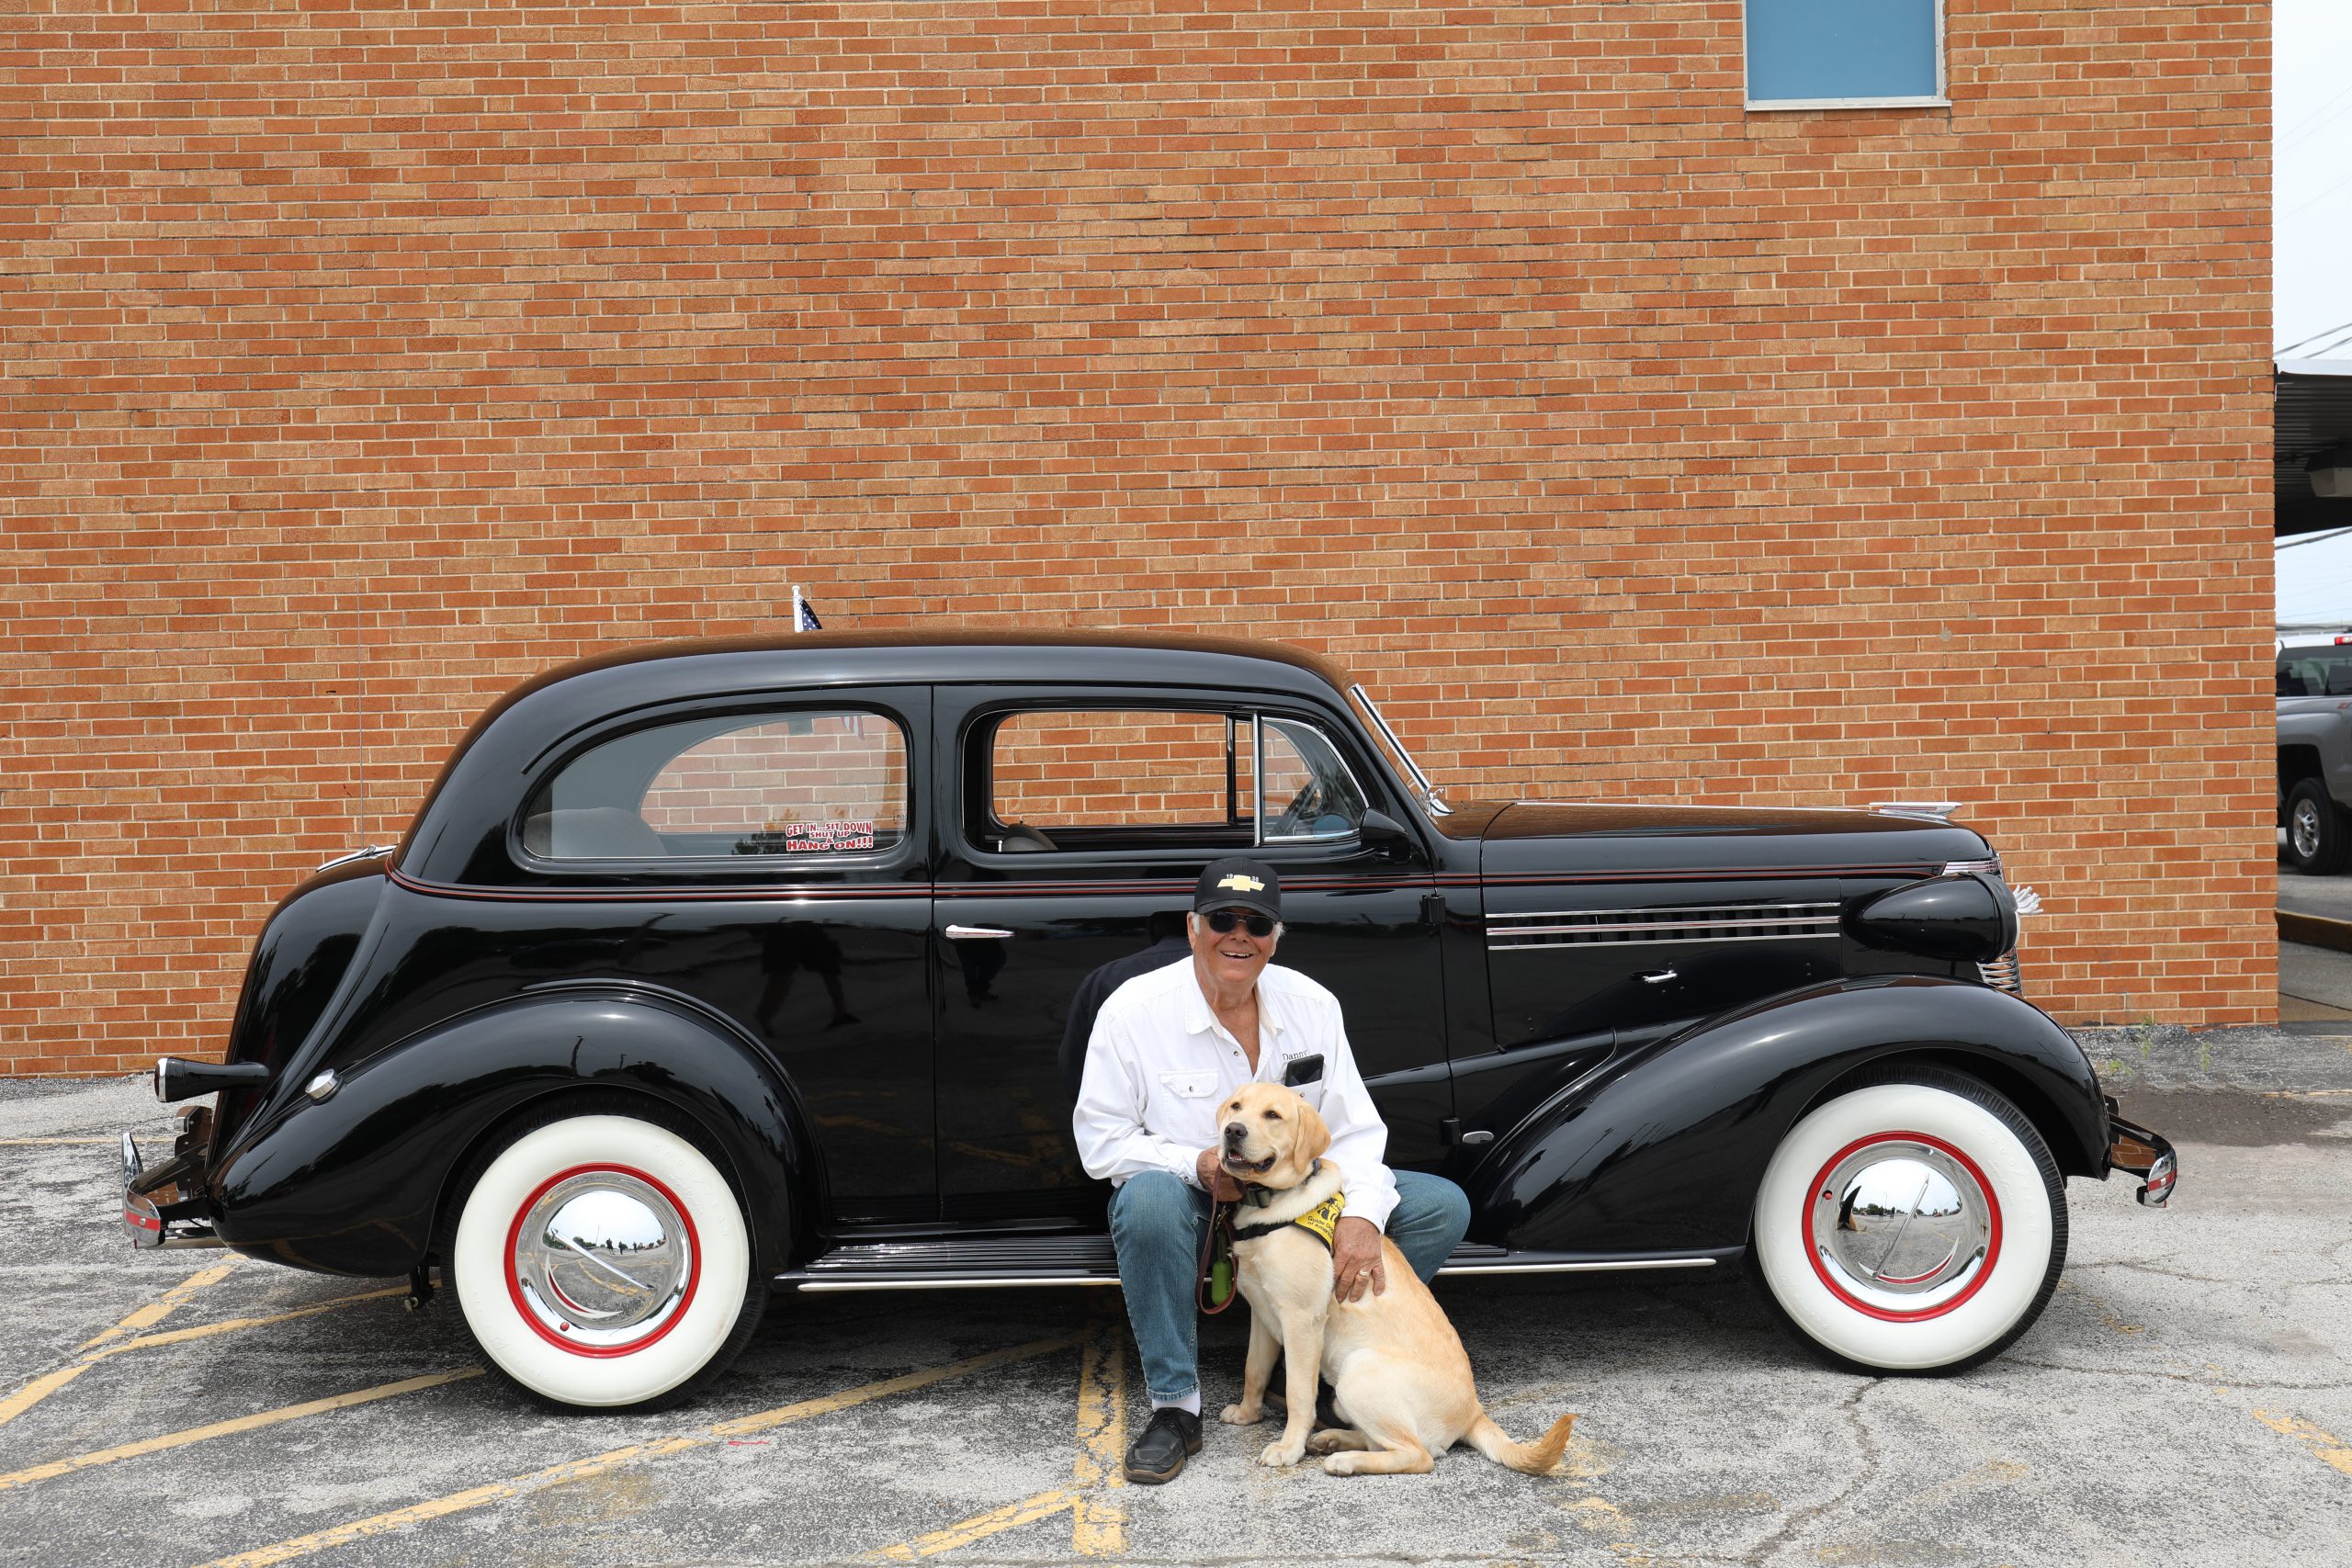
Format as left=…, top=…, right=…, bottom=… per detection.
left=449, top=1110, right=760, bottom=1411
left=1751, top=1073, right=2065, bottom=1373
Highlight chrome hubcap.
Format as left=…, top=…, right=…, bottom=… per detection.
left=511, top=1171, right=693, bottom=1348
left=2293, top=798, right=2324, bottom=859
left=1811, top=1141, right=1993, bottom=1308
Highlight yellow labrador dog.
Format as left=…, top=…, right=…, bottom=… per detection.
left=1214, top=1082, right=1577, bottom=1476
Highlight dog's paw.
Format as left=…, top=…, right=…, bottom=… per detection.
left=1218, top=1403, right=1262, bottom=1427
left=1305, top=1430, right=1351, bottom=1455
left=1321, top=1452, right=1362, bottom=1476
left=1258, top=1438, right=1306, bottom=1468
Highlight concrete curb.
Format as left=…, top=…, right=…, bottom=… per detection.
left=2277, top=908, right=2352, bottom=954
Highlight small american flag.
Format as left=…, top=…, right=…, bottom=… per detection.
left=791, top=585, right=823, bottom=632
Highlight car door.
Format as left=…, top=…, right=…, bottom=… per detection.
left=515, top=687, right=937, bottom=1226
left=929, top=686, right=1449, bottom=1225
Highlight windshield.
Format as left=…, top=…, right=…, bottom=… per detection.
left=1346, top=683, right=1449, bottom=817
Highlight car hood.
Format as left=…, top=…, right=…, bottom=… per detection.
left=1461, top=800, right=1993, bottom=879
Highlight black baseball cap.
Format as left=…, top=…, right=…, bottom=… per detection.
left=1194, top=858, right=1281, bottom=921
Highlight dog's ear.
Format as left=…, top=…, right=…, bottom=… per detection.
left=1296, top=1095, right=1332, bottom=1167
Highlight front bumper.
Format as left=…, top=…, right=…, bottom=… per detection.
left=120, top=1106, right=223, bottom=1249
left=2103, top=1099, right=2178, bottom=1208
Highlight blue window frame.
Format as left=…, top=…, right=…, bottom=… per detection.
left=1747, top=0, right=1946, bottom=109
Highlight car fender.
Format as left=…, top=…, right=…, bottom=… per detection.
left=2278, top=705, right=2352, bottom=808
left=208, top=988, right=811, bottom=1277
left=1461, top=976, right=2105, bottom=1257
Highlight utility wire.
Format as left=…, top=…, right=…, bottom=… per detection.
left=2279, top=164, right=2352, bottom=225
left=2278, top=526, right=2352, bottom=551
left=2279, top=316, right=2352, bottom=356
left=2282, top=81, right=2352, bottom=142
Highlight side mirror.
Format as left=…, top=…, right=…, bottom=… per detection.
left=1359, top=809, right=1418, bottom=863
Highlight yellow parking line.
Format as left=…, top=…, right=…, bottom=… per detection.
left=82, top=1258, right=242, bottom=1350
left=192, top=1333, right=1085, bottom=1568
left=96, top=1286, right=408, bottom=1358
left=2252, top=1410, right=2352, bottom=1477
left=1070, top=1310, right=1128, bottom=1557
left=0, top=1285, right=404, bottom=1430
left=0, top=1370, right=481, bottom=1494
left=0, top=1259, right=245, bottom=1427
left=0, top=1366, right=99, bottom=1430
left=866, top=1491, right=1078, bottom=1562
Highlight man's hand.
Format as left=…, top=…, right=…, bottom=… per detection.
left=1330, top=1215, right=1385, bottom=1302
left=1195, top=1146, right=1244, bottom=1201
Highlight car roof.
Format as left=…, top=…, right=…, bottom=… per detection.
left=525, top=627, right=1358, bottom=695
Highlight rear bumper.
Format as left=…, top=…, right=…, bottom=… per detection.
left=120, top=1106, right=223, bottom=1250
left=2103, top=1100, right=2178, bottom=1208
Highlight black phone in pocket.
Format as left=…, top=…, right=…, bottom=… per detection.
left=1282, top=1053, right=1325, bottom=1088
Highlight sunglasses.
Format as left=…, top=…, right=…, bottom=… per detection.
left=1204, top=908, right=1276, bottom=938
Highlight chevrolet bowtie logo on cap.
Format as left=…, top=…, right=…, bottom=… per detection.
left=1194, top=857, right=1282, bottom=920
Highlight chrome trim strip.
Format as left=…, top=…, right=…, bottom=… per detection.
left=786, top=1257, right=1723, bottom=1289
left=1872, top=801, right=1961, bottom=820
left=315, top=844, right=397, bottom=874
left=1434, top=1258, right=1717, bottom=1276
left=1349, top=683, right=1450, bottom=816
left=786, top=1276, right=1124, bottom=1292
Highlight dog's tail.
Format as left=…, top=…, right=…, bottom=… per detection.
left=1463, top=1409, right=1577, bottom=1475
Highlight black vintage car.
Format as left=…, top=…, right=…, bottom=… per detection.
left=124, top=631, right=2177, bottom=1410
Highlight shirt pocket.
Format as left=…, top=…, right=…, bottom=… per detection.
left=1273, top=1054, right=1329, bottom=1111
left=1157, top=1069, right=1219, bottom=1100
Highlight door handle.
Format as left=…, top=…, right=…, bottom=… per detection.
left=1637, top=968, right=1678, bottom=985
left=944, top=925, right=1014, bottom=940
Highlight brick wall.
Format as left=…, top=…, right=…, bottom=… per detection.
left=0, top=1, right=2273, bottom=1073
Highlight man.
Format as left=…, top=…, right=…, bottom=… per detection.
left=1071, top=857, right=1473, bottom=1483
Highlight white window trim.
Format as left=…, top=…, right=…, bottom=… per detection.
left=1744, top=0, right=1947, bottom=112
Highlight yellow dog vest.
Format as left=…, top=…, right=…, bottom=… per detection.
left=1230, top=1187, right=1347, bottom=1252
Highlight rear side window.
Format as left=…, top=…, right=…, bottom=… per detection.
left=525, top=710, right=908, bottom=860
left=2280, top=650, right=2352, bottom=697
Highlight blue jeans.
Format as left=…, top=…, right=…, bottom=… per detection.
left=1105, top=1168, right=1473, bottom=1405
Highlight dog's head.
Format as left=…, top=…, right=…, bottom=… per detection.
left=1217, top=1082, right=1331, bottom=1191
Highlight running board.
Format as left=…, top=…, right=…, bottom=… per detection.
left=774, top=1237, right=1734, bottom=1292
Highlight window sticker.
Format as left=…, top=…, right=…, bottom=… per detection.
left=779, top=819, right=876, bottom=853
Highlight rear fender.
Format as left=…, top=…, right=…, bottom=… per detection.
left=209, top=989, right=812, bottom=1276
left=1462, top=976, right=2104, bottom=1256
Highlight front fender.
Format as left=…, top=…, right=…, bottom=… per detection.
left=208, top=989, right=811, bottom=1276
left=1463, top=976, right=2104, bottom=1256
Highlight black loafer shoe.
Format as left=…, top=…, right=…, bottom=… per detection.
left=1123, top=1405, right=1203, bottom=1484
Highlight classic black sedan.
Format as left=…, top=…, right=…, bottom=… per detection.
left=125, top=631, right=2176, bottom=1410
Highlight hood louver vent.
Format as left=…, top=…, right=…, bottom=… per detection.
left=1487, top=902, right=1841, bottom=952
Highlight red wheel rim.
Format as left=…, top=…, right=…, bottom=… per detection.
left=1802, top=1131, right=2002, bottom=1323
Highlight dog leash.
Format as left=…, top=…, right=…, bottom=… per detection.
left=1197, top=1199, right=1238, bottom=1314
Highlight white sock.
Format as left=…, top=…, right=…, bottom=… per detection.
left=1153, top=1392, right=1202, bottom=1416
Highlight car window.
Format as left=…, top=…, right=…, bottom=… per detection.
left=2280, top=650, right=2352, bottom=696
left=524, top=710, right=908, bottom=860
left=1260, top=716, right=1368, bottom=840
left=984, top=709, right=1256, bottom=852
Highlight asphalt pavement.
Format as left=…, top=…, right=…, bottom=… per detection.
left=4, top=1034, right=2349, bottom=1568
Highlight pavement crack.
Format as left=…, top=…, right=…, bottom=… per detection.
left=2004, top=1357, right=2351, bottom=1391
left=1738, top=1377, right=1883, bottom=1566
left=2069, top=1258, right=2232, bottom=1284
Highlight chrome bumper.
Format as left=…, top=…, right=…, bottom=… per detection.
left=120, top=1108, right=222, bottom=1250
left=2104, top=1104, right=2178, bottom=1209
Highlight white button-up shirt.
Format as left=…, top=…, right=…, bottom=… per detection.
left=1071, top=957, right=1401, bottom=1231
